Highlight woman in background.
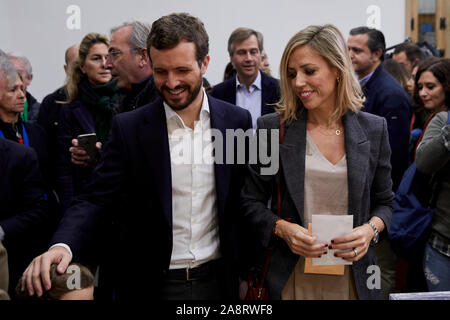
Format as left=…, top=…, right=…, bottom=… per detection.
left=57, top=32, right=119, bottom=213
left=415, top=58, right=450, bottom=291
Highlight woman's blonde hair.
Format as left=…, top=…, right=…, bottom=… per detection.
left=64, top=32, right=109, bottom=103
left=277, top=24, right=364, bottom=124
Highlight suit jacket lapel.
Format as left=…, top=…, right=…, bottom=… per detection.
left=208, top=96, right=230, bottom=221
left=260, top=72, right=273, bottom=116
left=138, top=101, right=173, bottom=229
left=279, top=113, right=307, bottom=225
left=343, top=111, right=370, bottom=224
left=229, top=77, right=237, bottom=105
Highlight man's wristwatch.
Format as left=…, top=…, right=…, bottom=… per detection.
left=366, top=221, right=379, bottom=244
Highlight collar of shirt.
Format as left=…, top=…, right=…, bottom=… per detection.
left=163, top=88, right=210, bottom=132
left=236, top=70, right=262, bottom=93
left=359, top=70, right=374, bottom=88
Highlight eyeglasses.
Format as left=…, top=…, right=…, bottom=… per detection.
left=106, top=49, right=123, bottom=61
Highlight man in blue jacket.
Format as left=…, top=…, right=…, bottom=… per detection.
left=210, top=28, right=279, bottom=129
left=348, top=27, right=411, bottom=192
left=22, top=13, right=252, bottom=301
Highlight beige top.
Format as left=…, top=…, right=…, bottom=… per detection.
left=282, top=133, right=357, bottom=300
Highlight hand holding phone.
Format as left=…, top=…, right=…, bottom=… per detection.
left=76, top=133, right=98, bottom=162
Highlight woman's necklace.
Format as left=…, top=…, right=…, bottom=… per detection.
left=314, top=125, right=343, bottom=136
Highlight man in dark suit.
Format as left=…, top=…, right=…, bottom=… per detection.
left=22, top=13, right=252, bottom=301
left=348, top=27, right=411, bottom=192
left=0, top=138, right=48, bottom=296
left=348, top=26, right=412, bottom=300
left=210, top=28, right=280, bottom=129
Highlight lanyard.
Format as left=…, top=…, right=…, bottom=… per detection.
left=0, top=123, right=30, bottom=147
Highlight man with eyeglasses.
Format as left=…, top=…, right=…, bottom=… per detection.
left=106, top=21, right=158, bottom=113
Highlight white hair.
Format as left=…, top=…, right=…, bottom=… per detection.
left=7, top=52, right=33, bottom=76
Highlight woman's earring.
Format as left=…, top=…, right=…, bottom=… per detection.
left=336, top=76, right=341, bottom=83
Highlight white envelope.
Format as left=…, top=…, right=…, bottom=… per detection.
left=311, top=214, right=354, bottom=266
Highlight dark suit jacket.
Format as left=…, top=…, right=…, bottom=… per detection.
left=51, top=95, right=253, bottom=300
left=240, top=110, right=394, bottom=300
left=0, top=139, right=48, bottom=293
left=362, top=64, right=412, bottom=191
left=210, top=71, right=280, bottom=119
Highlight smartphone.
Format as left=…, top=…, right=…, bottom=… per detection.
left=77, top=133, right=98, bottom=160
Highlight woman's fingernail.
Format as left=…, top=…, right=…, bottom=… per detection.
left=329, top=245, right=333, bottom=249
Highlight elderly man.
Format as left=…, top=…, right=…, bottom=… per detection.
left=7, top=52, right=40, bottom=123
left=106, top=21, right=158, bottom=112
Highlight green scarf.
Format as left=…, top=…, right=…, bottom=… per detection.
left=78, top=78, right=118, bottom=144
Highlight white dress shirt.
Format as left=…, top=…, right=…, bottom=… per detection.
left=236, top=70, right=262, bottom=129
left=164, top=89, right=221, bottom=270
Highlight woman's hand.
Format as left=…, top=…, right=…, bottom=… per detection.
left=276, top=220, right=328, bottom=258
left=330, top=224, right=374, bottom=262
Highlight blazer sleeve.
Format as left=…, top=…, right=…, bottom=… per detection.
left=50, top=115, right=128, bottom=257
left=240, top=115, right=280, bottom=249
left=377, top=90, right=411, bottom=190
left=370, top=117, right=394, bottom=232
left=0, top=148, right=49, bottom=241
left=416, top=112, right=450, bottom=175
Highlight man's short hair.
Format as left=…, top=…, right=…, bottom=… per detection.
left=349, top=26, right=386, bottom=61
left=227, top=27, right=262, bottom=56
left=111, top=21, right=152, bottom=53
left=393, top=42, right=425, bottom=67
left=7, top=52, right=33, bottom=76
left=147, top=13, right=209, bottom=67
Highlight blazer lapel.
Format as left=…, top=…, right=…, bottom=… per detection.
left=138, top=101, right=173, bottom=230
left=343, top=111, right=370, bottom=224
left=209, top=97, right=230, bottom=221
left=279, top=113, right=307, bottom=225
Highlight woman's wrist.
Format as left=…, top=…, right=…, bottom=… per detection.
left=273, top=219, right=291, bottom=239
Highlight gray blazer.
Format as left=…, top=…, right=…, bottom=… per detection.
left=241, top=110, right=394, bottom=300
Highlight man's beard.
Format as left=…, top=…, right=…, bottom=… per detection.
left=158, top=76, right=203, bottom=111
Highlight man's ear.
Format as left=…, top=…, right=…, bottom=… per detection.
left=201, top=55, right=210, bottom=75
left=373, top=48, right=383, bottom=61
left=139, top=48, right=149, bottom=68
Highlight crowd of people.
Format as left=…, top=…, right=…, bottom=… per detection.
left=0, top=12, right=449, bottom=301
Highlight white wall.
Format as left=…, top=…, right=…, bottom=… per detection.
left=0, top=0, right=406, bottom=101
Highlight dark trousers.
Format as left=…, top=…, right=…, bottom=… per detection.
left=161, top=261, right=223, bottom=300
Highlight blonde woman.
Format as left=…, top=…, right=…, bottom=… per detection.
left=241, top=24, right=394, bottom=300
left=57, top=32, right=119, bottom=213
